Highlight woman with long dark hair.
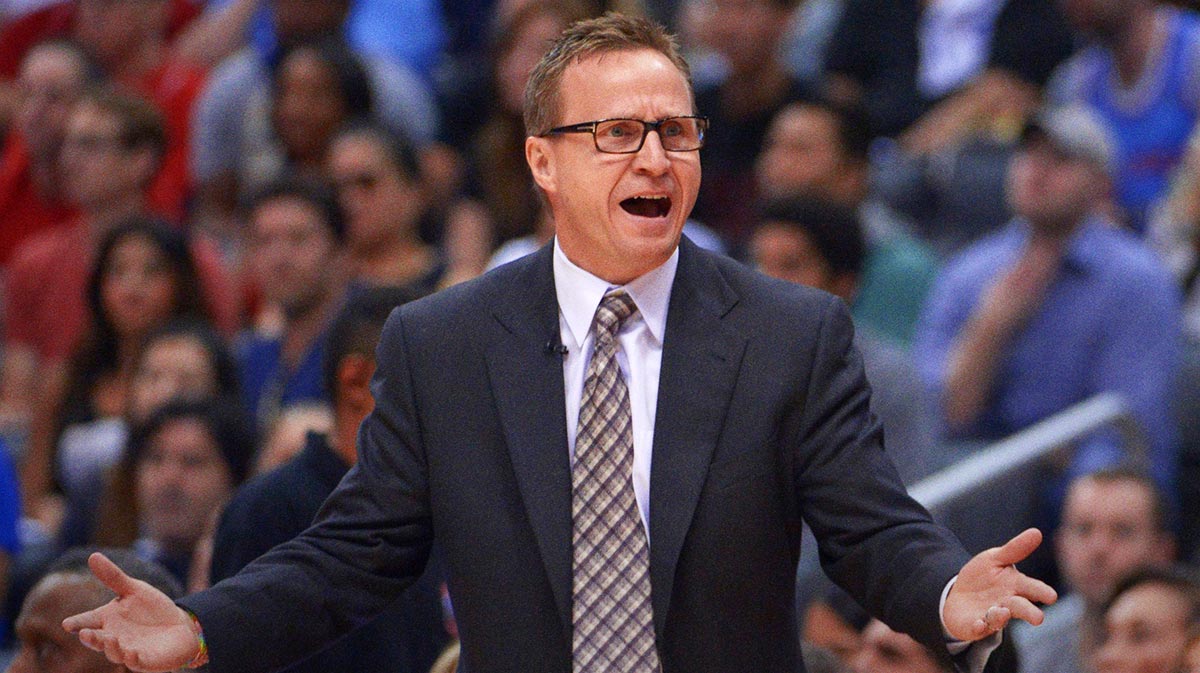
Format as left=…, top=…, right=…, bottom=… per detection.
left=22, top=217, right=217, bottom=537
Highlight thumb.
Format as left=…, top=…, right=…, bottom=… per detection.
left=993, top=528, right=1043, bottom=567
left=88, top=552, right=138, bottom=597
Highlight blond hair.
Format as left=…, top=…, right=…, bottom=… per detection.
left=522, top=12, right=692, bottom=136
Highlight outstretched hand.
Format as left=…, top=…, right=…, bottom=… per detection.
left=943, top=528, right=1058, bottom=642
left=61, top=552, right=201, bottom=673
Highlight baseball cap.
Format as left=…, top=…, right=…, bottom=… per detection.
left=1020, top=104, right=1116, bottom=175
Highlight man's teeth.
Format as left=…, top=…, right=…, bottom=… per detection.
left=622, top=195, right=671, bottom=217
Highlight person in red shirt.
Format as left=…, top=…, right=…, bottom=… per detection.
left=0, top=39, right=90, bottom=267
left=0, top=0, right=208, bottom=219
left=2, top=88, right=238, bottom=528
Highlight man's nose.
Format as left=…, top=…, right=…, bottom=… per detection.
left=633, top=129, right=671, bottom=174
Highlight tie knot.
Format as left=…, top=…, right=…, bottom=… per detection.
left=592, top=291, right=639, bottom=339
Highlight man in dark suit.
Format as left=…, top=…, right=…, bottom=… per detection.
left=63, top=13, right=1056, bottom=673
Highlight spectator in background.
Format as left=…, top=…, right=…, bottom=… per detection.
left=21, top=220, right=221, bottom=537
left=851, top=619, right=1019, bottom=673
left=439, top=1, right=591, bottom=289
left=779, top=0, right=843, bottom=90
left=65, top=0, right=208, bottom=219
left=191, top=0, right=437, bottom=240
left=0, top=0, right=201, bottom=132
left=238, top=38, right=373, bottom=198
left=57, top=319, right=240, bottom=550
left=327, top=124, right=444, bottom=293
left=801, top=587, right=868, bottom=666
left=198, top=0, right=447, bottom=84
left=211, top=286, right=450, bottom=673
left=250, top=403, right=331, bottom=475
left=1094, top=566, right=1200, bottom=673
left=237, top=177, right=348, bottom=427
left=1016, top=468, right=1176, bottom=673
left=1, top=89, right=237, bottom=468
left=823, top=0, right=1075, bottom=263
left=756, top=98, right=937, bottom=346
left=913, top=105, right=1181, bottom=501
left=0, top=40, right=89, bottom=269
left=92, top=398, right=255, bottom=588
left=1055, top=0, right=1200, bottom=341
left=5, top=547, right=181, bottom=673
left=1050, top=0, right=1200, bottom=236
left=0, top=0, right=212, bottom=218
left=850, top=619, right=953, bottom=673
left=124, top=320, right=239, bottom=427
left=823, top=0, right=1073, bottom=149
left=453, top=1, right=585, bottom=248
left=684, top=0, right=811, bottom=249
left=750, top=196, right=938, bottom=484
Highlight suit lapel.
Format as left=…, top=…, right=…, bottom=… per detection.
left=649, top=240, right=746, bottom=636
left=484, top=244, right=574, bottom=637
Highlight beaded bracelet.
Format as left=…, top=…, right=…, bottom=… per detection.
left=185, top=611, right=209, bottom=669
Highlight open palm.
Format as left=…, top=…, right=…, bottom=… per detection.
left=61, top=553, right=200, bottom=672
left=943, top=528, right=1059, bottom=642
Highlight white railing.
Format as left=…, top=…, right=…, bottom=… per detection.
left=908, top=393, right=1145, bottom=515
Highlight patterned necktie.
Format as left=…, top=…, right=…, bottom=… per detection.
left=571, top=290, right=661, bottom=673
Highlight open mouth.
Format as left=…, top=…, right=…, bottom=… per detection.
left=620, top=195, right=672, bottom=218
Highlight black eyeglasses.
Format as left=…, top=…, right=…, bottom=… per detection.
left=541, top=116, right=708, bottom=154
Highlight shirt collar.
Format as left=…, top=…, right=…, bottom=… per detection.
left=553, top=237, right=677, bottom=348
left=1010, top=215, right=1110, bottom=275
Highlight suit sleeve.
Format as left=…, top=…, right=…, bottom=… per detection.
left=792, top=297, right=970, bottom=651
left=180, top=310, right=434, bottom=673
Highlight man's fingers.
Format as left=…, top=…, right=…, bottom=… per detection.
left=1016, top=575, right=1058, bottom=606
left=77, top=628, right=105, bottom=653
left=1001, top=596, right=1044, bottom=626
left=88, top=552, right=138, bottom=597
left=101, top=633, right=127, bottom=665
left=63, top=607, right=105, bottom=633
left=984, top=604, right=1011, bottom=632
left=993, top=528, right=1042, bottom=566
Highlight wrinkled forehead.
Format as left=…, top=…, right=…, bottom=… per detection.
left=555, top=49, right=695, bottom=118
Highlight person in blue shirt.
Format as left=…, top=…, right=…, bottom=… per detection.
left=1048, top=0, right=1200, bottom=235
left=914, top=105, right=1182, bottom=503
left=236, top=177, right=348, bottom=427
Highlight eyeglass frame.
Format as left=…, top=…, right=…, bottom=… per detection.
left=540, top=115, right=709, bottom=154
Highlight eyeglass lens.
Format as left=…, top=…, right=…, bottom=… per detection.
left=595, top=117, right=704, bottom=153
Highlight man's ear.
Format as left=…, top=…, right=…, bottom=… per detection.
left=526, top=136, right=557, bottom=195
left=337, top=354, right=376, bottom=408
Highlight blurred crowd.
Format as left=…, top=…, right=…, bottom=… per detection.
left=0, top=0, right=1199, bottom=672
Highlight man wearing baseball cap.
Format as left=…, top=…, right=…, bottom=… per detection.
left=913, top=103, right=1182, bottom=527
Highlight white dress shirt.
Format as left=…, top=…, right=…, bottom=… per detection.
left=554, top=238, right=677, bottom=537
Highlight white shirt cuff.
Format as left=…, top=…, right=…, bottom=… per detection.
left=940, top=575, right=960, bottom=645
left=939, top=574, right=1003, bottom=672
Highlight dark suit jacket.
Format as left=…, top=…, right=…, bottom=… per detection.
left=181, top=238, right=970, bottom=673
left=208, top=432, right=450, bottom=673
